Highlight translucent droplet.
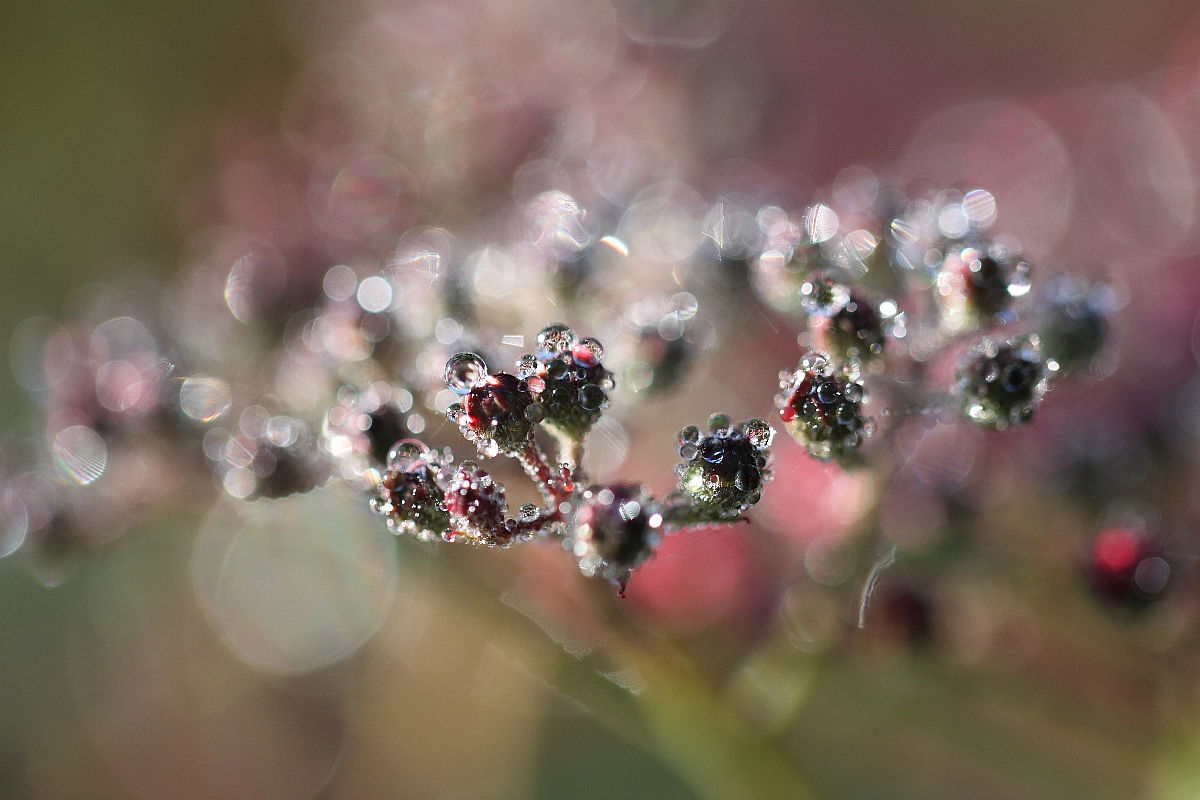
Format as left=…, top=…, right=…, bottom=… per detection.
left=445, top=353, right=488, bottom=394
left=836, top=403, right=858, bottom=426
left=536, top=324, right=576, bottom=359
left=478, top=438, right=500, bottom=458
left=679, top=442, right=698, bottom=460
left=386, top=439, right=429, bottom=472
left=179, top=376, right=233, bottom=422
left=572, top=337, right=604, bottom=367
left=579, top=384, right=605, bottom=411
left=844, top=383, right=864, bottom=403
left=519, top=503, right=540, bottom=522
left=816, top=381, right=841, bottom=405
left=734, top=464, right=760, bottom=492
left=52, top=426, right=107, bottom=485
left=743, top=419, right=774, bottom=450
left=515, top=354, right=539, bottom=379
left=708, top=413, right=730, bottom=433
left=525, top=402, right=545, bottom=423
left=446, top=403, right=464, bottom=423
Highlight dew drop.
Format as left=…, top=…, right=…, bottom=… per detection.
left=478, top=438, right=500, bottom=458
left=708, top=413, right=730, bottom=433
left=579, top=384, right=605, bottom=411
left=816, top=381, right=841, bottom=405
left=572, top=337, right=604, bottom=367
left=537, top=324, right=577, bottom=359
left=445, top=353, right=488, bottom=394
left=386, top=439, right=429, bottom=471
left=515, top=354, right=539, bottom=379
left=743, top=419, right=774, bottom=450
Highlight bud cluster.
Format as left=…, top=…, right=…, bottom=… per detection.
left=369, top=327, right=774, bottom=593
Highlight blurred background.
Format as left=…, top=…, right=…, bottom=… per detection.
left=7, top=0, right=1200, bottom=797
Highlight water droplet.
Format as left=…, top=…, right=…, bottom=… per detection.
left=525, top=402, right=545, bottom=423
left=519, top=503, right=540, bottom=522
left=478, top=438, right=500, bottom=458
left=844, top=383, right=864, bottom=403
left=537, top=324, right=576, bottom=359
left=708, top=413, right=729, bottom=433
left=386, top=439, right=429, bottom=471
left=700, top=437, right=726, bottom=463
left=579, top=384, right=605, bottom=410
left=734, top=464, right=760, bottom=492
left=743, top=419, right=774, bottom=450
left=679, top=442, right=698, bottom=460
left=816, top=381, right=840, bottom=405
left=572, top=337, right=604, bottom=367
left=445, top=353, right=488, bottom=394
left=516, top=354, right=539, bottom=378
left=836, top=403, right=858, bottom=426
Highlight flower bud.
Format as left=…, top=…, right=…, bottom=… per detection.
left=568, top=484, right=663, bottom=592
left=777, top=352, right=872, bottom=462
left=956, top=334, right=1052, bottom=429
left=675, top=418, right=773, bottom=519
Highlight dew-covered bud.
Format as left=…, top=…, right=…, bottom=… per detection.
left=811, top=291, right=887, bottom=364
left=935, top=244, right=1030, bottom=330
left=1086, top=526, right=1170, bottom=609
left=800, top=272, right=850, bottom=316
left=373, top=440, right=450, bottom=541
left=322, top=384, right=417, bottom=475
left=526, top=325, right=613, bottom=441
left=1037, top=276, right=1113, bottom=373
left=956, top=334, right=1053, bottom=430
left=444, top=461, right=509, bottom=545
left=776, top=352, right=872, bottom=462
left=446, top=355, right=536, bottom=457
left=567, top=483, right=663, bottom=593
left=674, top=419, right=773, bottom=519
left=215, top=413, right=331, bottom=500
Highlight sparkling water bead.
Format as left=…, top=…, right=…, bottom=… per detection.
left=743, top=419, right=774, bottom=450
left=777, top=356, right=870, bottom=462
left=459, top=373, right=536, bottom=456
left=568, top=484, right=662, bottom=588
left=445, top=352, right=489, bottom=395
left=536, top=324, right=577, bottom=359
left=676, top=423, right=768, bottom=518
left=516, top=353, right=539, bottom=379
left=572, top=337, right=604, bottom=367
left=936, top=245, right=1031, bottom=329
left=956, top=335, right=1049, bottom=430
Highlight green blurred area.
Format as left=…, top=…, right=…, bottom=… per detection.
left=0, top=0, right=298, bottom=426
